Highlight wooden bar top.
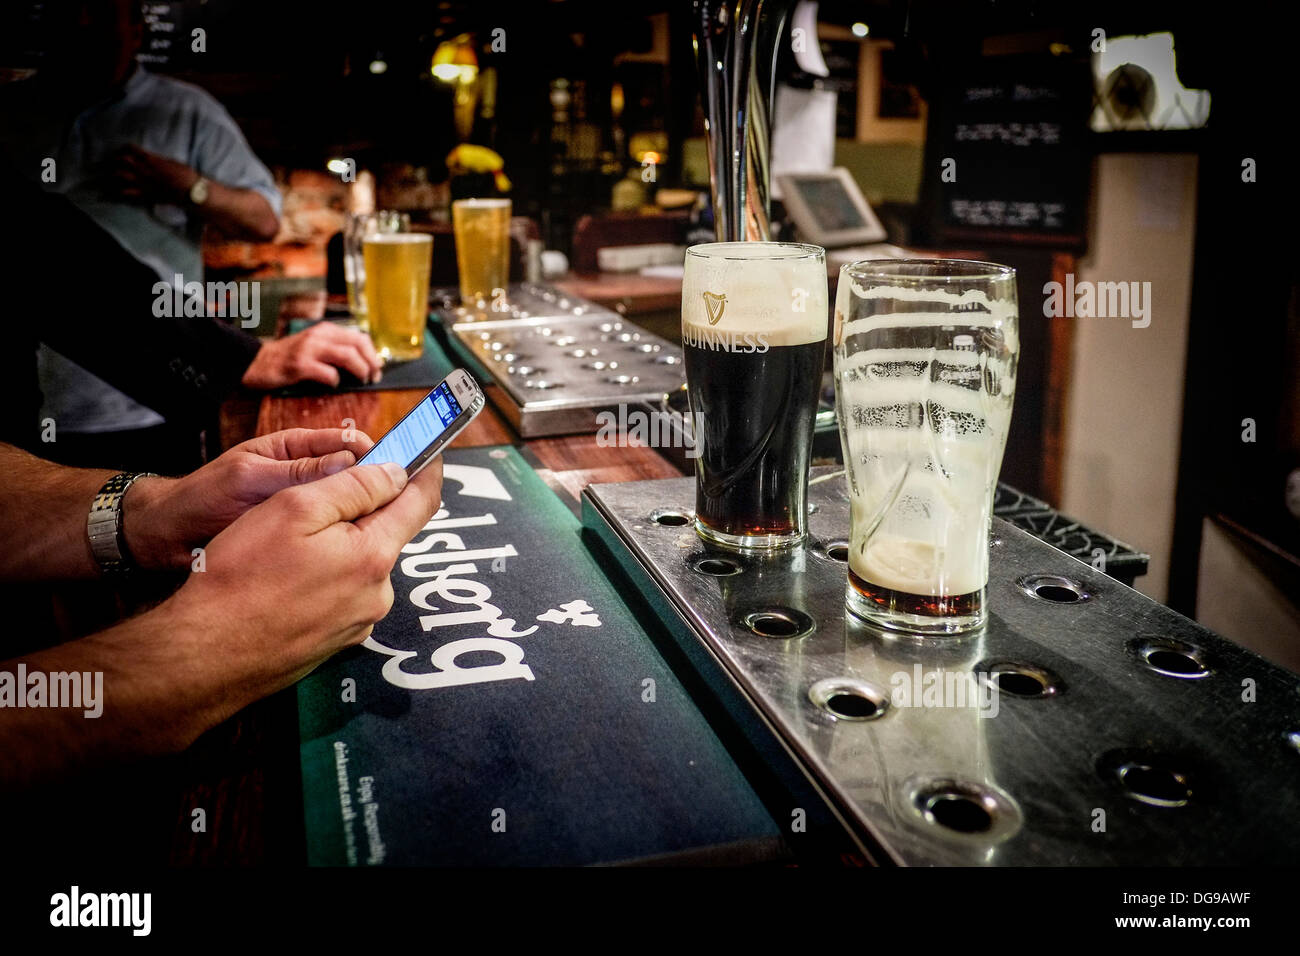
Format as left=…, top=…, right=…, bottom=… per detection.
left=178, top=379, right=685, bottom=866
left=252, top=386, right=683, bottom=497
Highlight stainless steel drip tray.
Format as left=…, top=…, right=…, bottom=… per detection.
left=434, top=281, right=609, bottom=325
left=581, top=470, right=1300, bottom=865
left=448, top=312, right=686, bottom=437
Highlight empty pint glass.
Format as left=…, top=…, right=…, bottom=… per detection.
left=682, top=242, right=828, bottom=549
left=833, top=260, right=1018, bottom=633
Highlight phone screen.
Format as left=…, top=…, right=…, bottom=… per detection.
left=358, top=380, right=464, bottom=471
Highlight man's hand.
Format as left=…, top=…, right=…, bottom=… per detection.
left=241, top=322, right=384, bottom=390
left=106, top=144, right=280, bottom=242
left=1, top=456, right=444, bottom=786
left=108, top=144, right=197, bottom=205
left=124, top=427, right=375, bottom=572
left=164, top=456, right=444, bottom=724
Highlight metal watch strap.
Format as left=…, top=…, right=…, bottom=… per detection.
left=87, top=472, right=157, bottom=575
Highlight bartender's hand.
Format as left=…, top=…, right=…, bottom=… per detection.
left=124, top=427, right=375, bottom=572
left=165, top=456, right=444, bottom=719
left=242, top=322, right=384, bottom=390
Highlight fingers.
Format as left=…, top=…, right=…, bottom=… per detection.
left=307, top=323, right=383, bottom=381
left=317, top=343, right=374, bottom=384
left=279, top=461, right=408, bottom=532
left=232, top=429, right=384, bottom=502
left=268, top=449, right=357, bottom=492
left=296, top=359, right=342, bottom=387
left=342, top=326, right=384, bottom=377
left=354, top=456, right=444, bottom=550
left=248, top=427, right=375, bottom=462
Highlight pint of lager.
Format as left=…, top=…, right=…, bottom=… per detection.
left=363, top=232, right=432, bottom=362
left=344, top=210, right=408, bottom=330
left=682, top=242, right=828, bottom=549
left=833, top=259, right=1019, bottom=633
left=452, top=198, right=511, bottom=310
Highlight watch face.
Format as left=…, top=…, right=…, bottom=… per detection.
left=190, top=178, right=209, bottom=204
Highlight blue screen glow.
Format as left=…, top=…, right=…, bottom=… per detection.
left=359, top=381, right=464, bottom=470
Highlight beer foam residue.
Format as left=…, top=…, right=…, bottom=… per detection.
left=840, top=279, right=1019, bottom=352
left=850, top=530, right=988, bottom=597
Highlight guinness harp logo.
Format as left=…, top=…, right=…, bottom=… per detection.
left=703, top=291, right=727, bottom=325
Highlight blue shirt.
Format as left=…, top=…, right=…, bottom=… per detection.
left=34, top=65, right=282, bottom=432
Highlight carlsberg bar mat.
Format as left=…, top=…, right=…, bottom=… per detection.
left=581, top=468, right=1300, bottom=865
left=298, top=446, right=805, bottom=866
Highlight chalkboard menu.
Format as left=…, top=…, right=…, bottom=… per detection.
left=137, top=1, right=193, bottom=68
left=923, top=54, right=1092, bottom=249
left=8, top=0, right=210, bottom=71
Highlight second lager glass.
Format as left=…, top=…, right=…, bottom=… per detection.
left=452, top=198, right=511, bottom=310
left=682, top=242, right=828, bottom=549
left=364, top=232, right=432, bottom=362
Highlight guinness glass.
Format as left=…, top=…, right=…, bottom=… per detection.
left=682, top=242, right=828, bottom=549
left=834, top=259, right=1019, bottom=633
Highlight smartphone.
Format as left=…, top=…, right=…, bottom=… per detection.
left=355, top=369, right=486, bottom=477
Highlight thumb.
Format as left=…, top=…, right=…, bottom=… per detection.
left=280, top=449, right=357, bottom=486
left=279, top=462, right=408, bottom=531
left=231, top=450, right=356, bottom=503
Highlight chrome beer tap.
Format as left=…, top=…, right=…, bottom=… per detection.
left=692, top=0, right=797, bottom=241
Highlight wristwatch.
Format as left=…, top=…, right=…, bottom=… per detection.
left=189, top=175, right=211, bottom=206
left=87, top=472, right=158, bottom=575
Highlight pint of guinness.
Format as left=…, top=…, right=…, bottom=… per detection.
left=682, top=242, right=828, bottom=549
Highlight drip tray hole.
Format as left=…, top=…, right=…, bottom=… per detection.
left=927, top=795, right=992, bottom=833
left=906, top=777, right=1021, bottom=842
left=1099, top=750, right=1194, bottom=808
left=742, top=607, right=815, bottom=640
left=692, top=556, right=743, bottom=578
left=1118, top=763, right=1192, bottom=807
left=1018, top=574, right=1090, bottom=604
left=1133, top=639, right=1210, bottom=679
left=649, top=509, right=692, bottom=527
left=977, top=660, right=1063, bottom=699
left=824, top=540, right=850, bottom=562
left=808, top=678, right=889, bottom=721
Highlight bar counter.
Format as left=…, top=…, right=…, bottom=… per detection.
left=179, top=329, right=686, bottom=865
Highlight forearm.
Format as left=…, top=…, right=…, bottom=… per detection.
left=0, top=597, right=228, bottom=790
left=0, top=445, right=114, bottom=580
left=0, top=445, right=186, bottom=581
left=199, top=180, right=279, bottom=242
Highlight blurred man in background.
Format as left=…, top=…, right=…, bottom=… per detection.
left=1, top=0, right=378, bottom=471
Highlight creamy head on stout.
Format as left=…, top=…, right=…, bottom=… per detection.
left=682, top=243, right=828, bottom=353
